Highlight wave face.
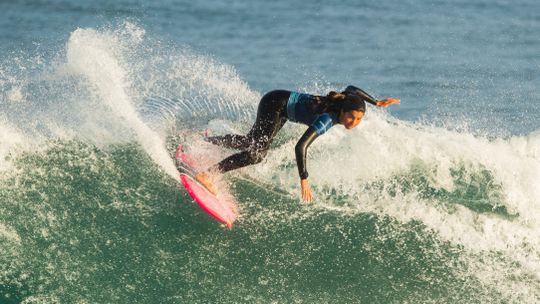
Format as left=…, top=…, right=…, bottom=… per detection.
left=0, top=23, right=539, bottom=303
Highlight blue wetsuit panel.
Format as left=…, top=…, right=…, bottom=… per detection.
left=311, top=113, right=337, bottom=135
left=287, top=92, right=316, bottom=125
left=287, top=91, right=337, bottom=135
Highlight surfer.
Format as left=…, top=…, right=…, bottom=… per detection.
left=197, top=85, right=400, bottom=202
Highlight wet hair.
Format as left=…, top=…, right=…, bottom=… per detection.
left=319, top=91, right=366, bottom=114
left=341, top=94, right=366, bottom=113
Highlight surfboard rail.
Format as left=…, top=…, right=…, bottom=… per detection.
left=176, top=145, right=237, bottom=229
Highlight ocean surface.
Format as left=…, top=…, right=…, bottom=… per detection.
left=0, top=0, right=539, bottom=303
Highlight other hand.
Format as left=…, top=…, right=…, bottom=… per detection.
left=376, top=97, right=400, bottom=108
left=300, top=179, right=313, bottom=203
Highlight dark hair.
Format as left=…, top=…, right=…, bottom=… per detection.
left=319, top=91, right=366, bottom=114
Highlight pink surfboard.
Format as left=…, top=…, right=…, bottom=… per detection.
left=175, top=145, right=237, bottom=229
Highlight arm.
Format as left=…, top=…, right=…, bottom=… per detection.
left=295, top=126, right=318, bottom=180
left=295, top=126, right=319, bottom=202
left=345, top=85, right=400, bottom=108
left=345, top=85, right=378, bottom=105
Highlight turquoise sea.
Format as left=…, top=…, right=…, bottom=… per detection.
left=0, top=0, right=539, bottom=303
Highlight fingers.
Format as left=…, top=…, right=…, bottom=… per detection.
left=388, top=98, right=401, bottom=105
left=302, top=188, right=313, bottom=203
left=377, top=98, right=401, bottom=107
left=300, top=179, right=313, bottom=203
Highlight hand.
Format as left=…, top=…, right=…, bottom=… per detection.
left=376, top=97, right=400, bottom=108
left=300, top=179, right=313, bottom=203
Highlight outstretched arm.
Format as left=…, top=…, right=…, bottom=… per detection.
left=295, top=126, right=319, bottom=202
left=345, top=85, right=378, bottom=105
left=345, top=85, right=400, bottom=108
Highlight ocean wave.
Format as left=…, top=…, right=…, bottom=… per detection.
left=0, top=21, right=538, bottom=303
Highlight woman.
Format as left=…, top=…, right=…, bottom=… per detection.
left=196, top=85, right=400, bottom=202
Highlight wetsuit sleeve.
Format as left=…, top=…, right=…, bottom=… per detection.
left=311, top=113, right=335, bottom=135
left=345, top=85, right=377, bottom=105
left=295, top=126, right=319, bottom=180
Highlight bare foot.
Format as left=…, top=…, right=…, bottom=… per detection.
left=195, top=172, right=218, bottom=196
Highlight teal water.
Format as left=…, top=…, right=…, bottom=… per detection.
left=0, top=142, right=521, bottom=303
left=1, top=1, right=540, bottom=303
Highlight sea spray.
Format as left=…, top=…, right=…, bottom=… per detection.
left=65, top=26, right=178, bottom=178
left=61, top=22, right=260, bottom=178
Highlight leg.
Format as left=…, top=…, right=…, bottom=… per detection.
left=213, top=149, right=269, bottom=173
left=197, top=90, right=289, bottom=192
left=205, top=90, right=290, bottom=151
left=195, top=148, right=269, bottom=194
left=211, top=115, right=287, bottom=173
left=206, top=134, right=251, bottom=150
left=202, top=90, right=289, bottom=177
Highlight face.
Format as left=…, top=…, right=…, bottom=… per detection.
left=339, top=110, right=364, bottom=129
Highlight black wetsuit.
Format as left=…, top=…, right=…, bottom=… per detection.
left=206, top=86, right=377, bottom=179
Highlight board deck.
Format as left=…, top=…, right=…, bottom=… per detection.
left=175, top=145, right=237, bottom=229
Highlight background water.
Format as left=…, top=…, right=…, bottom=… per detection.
left=0, top=0, right=539, bottom=303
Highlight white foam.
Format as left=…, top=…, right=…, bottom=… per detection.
left=260, top=110, right=540, bottom=237
left=0, top=222, right=21, bottom=244
left=60, top=22, right=260, bottom=179
left=0, top=119, right=27, bottom=171
left=246, top=108, right=540, bottom=292
left=65, top=25, right=178, bottom=178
